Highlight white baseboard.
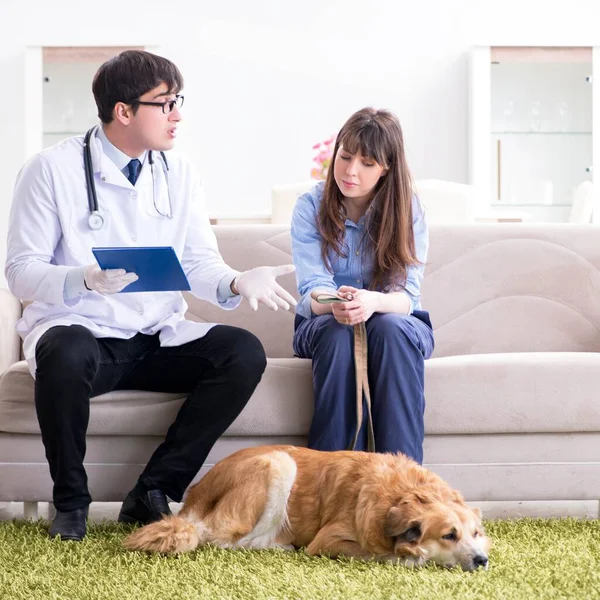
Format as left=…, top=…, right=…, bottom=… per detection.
left=2, top=500, right=598, bottom=522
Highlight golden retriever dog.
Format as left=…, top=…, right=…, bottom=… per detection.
left=124, top=446, right=490, bottom=571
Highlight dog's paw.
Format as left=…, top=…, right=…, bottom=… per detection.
left=272, top=543, right=295, bottom=551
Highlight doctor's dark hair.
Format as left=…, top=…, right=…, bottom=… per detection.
left=318, top=107, right=419, bottom=292
left=92, top=50, right=184, bottom=124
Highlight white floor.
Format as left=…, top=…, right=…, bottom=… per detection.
left=1, top=500, right=598, bottom=522
left=0, top=501, right=183, bottom=522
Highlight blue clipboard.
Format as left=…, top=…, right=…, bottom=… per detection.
left=92, top=246, right=191, bottom=293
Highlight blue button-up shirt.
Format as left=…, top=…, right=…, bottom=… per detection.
left=291, top=182, right=428, bottom=318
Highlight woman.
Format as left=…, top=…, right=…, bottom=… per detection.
left=291, top=107, right=434, bottom=462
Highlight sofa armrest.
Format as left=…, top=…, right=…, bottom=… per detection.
left=0, top=288, right=22, bottom=376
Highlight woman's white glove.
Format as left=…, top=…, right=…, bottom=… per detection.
left=83, top=264, right=138, bottom=295
left=234, top=265, right=297, bottom=311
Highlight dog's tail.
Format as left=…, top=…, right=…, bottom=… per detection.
left=123, top=514, right=206, bottom=554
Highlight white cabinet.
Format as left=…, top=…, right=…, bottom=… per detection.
left=24, top=45, right=157, bottom=158
left=469, top=46, right=600, bottom=223
left=43, top=59, right=100, bottom=149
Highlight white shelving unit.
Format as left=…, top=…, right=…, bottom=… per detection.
left=469, top=46, right=600, bottom=223
left=24, top=44, right=160, bottom=159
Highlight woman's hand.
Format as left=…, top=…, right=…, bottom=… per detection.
left=332, top=286, right=381, bottom=325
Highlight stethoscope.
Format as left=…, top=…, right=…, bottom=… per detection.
left=83, top=126, right=173, bottom=230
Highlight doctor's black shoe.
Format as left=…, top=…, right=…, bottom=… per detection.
left=118, top=488, right=172, bottom=526
left=49, top=506, right=89, bottom=541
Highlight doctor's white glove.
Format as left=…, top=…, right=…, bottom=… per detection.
left=83, top=264, right=138, bottom=295
left=233, top=265, right=298, bottom=311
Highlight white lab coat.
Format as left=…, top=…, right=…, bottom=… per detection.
left=5, top=129, right=241, bottom=377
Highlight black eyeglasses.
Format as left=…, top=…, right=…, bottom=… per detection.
left=130, top=94, right=184, bottom=114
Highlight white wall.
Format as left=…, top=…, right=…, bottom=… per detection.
left=1, top=0, right=600, bottom=280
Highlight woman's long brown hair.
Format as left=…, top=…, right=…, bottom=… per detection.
left=318, top=107, right=419, bottom=291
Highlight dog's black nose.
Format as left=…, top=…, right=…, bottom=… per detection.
left=473, top=554, right=488, bottom=569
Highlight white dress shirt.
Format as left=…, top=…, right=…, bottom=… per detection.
left=5, top=126, right=242, bottom=376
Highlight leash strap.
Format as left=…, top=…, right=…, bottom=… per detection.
left=311, top=291, right=375, bottom=452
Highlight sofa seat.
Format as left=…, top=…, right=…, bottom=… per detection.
left=0, top=358, right=314, bottom=436
left=3, top=351, right=600, bottom=438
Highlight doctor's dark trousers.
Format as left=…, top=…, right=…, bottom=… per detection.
left=34, top=324, right=266, bottom=512
left=293, top=311, right=434, bottom=463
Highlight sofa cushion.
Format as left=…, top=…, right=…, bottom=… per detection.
left=1, top=352, right=600, bottom=437
left=425, top=352, right=600, bottom=434
left=184, top=225, right=600, bottom=359
left=0, top=361, right=185, bottom=436
left=0, top=358, right=314, bottom=437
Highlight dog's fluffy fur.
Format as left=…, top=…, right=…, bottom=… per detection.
left=124, top=446, right=490, bottom=570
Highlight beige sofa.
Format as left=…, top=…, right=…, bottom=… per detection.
left=2, top=224, right=600, bottom=516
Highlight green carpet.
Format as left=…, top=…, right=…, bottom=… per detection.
left=0, top=518, right=599, bottom=600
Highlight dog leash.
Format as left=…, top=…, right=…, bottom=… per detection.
left=311, top=291, right=376, bottom=452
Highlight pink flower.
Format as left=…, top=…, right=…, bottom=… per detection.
left=311, top=133, right=337, bottom=180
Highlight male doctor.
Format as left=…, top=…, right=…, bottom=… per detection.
left=5, top=50, right=296, bottom=541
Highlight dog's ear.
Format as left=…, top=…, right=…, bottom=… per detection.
left=471, top=506, right=483, bottom=520
left=384, top=506, right=422, bottom=543
left=398, top=523, right=422, bottom=543
left=385, top=506, right=425, bottom=558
